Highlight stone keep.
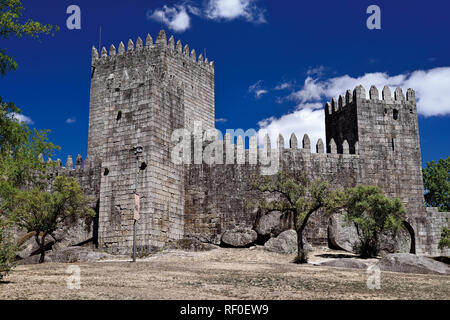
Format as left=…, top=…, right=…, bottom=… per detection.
left=86, top=30, right=214, bottom=254
left=58, top=30, right=447, bottom=256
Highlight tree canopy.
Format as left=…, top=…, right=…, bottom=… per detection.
left=0, top=0, right=58, bottom=75
left=11, top=176, right=95, bottom=263
left=249, top=172, right=335, bottom=263
left=334, top=185, right=406, bottom=258
left=423, top=157, right=450, bottom=212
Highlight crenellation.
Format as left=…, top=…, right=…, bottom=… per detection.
left=369, top=85, right=379, bottom=100
left=382, top=85, right=392, bottom=101
left=109, top=44, right=116, bottom=56
left=406, top=88, right=416, bottom=103
left=316, top=139, right=324, bottom=154
left=146, top=34, right=153, bottom=48
left=394, top=87, right=405, bottom=101
left=302, top=134, right=310, bottom=151
left=118, top=41, right=125, bottom=54
left=183, top=44, right=189, bottom=57
left=66, top=155, right=73, bottom=170
left=176, top=40, right=182, bottom=53
left=289, top=133, right=298, bottom=149
left=136, top=37, right=143, bottom=49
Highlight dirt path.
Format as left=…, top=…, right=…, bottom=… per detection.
left=1, top=247, right=449, bottom=300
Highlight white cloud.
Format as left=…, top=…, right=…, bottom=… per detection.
left=287, top=67, right=450, bottom=117
left=205, top=0, right=266, bottom=23
left=258, top=103, right=325, bottom=151
left=258, top=66, right=450, bottom=151
left=148, top=5, right=191, bottom=32
left=215, top=118, right=228, bottom=123
left=274, top=82, right=292, bottom=91
left=8, top=113, right=34, bottom=125
left=148, top=0, right=265, bottom=33
left=66, top=117, right=76, bottom=124
left=248, top=80, right=268, bottom=99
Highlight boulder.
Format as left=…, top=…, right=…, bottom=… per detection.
left=328, top=214, right=412, bottom=254
left=221, top=227, right=257, bottom=247
left=319, top=258, right=368, bottom=270
left=376, top=253, right=450, bottom=275
left=47, top=247, right=111, bottom=263
left=264, top=230, right=313, bottom=254
left=14, top=219, right=93, bottom=259
left=379, top=228, right=411, bottom=255
left=167, top=238, right=218, bottom=252
left=328, top=214, right=359, bottom=252
left=254, top=211, right=292, bottom=237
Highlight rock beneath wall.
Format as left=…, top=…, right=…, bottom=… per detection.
left=254, top=211, right=292, bottom=238
left=48, top=247, right=111, bottom=263
left=379, top=227, right=411, bottom=255
left=328, top=214, right=412, bottom=254
left=18, top=247, right=112, bottom=265
left=221, top=227, right=258, bottom=247
left=264, top=230, right=313, bottom=254
left=15, top=219, right=94, bottom=259
left=167, top=238, right=218, bottom=251
left=376, top=253, right=450, bottom=275
left=328, top=214, right=359, bottom=252
left=319, top=258, right=368, bottom=270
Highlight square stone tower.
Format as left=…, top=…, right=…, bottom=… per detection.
left=87, top=30, right=215, bottom=254
left=325, top=85, right=427, bottom=253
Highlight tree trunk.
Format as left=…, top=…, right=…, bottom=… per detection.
left=38, top=233, right=47, bottom=264
left=296, top=228, right=308, bottom=264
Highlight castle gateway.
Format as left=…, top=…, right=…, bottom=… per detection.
left=58, top=30, right=448, bottom=256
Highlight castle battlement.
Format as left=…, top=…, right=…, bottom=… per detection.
left=326, top=85, right=416, bottom=115
left=91, top=30, right=214, bottom=72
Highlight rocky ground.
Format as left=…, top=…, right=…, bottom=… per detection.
left=1, top=246, right=449, bottom=300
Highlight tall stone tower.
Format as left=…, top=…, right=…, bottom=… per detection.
left=87, top=30, right=215, bottom=254
left=325, top=85, right=427, bottom=253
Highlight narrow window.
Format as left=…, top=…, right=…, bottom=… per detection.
left=104, top=168, right=109, bottom=176
left=139, top=162, right=147, bottom=171
left=116, top=110, right=122, bottom=121
left=393, top=109, right=399, bottom=120
left=391, top=138, right=395, bottom=151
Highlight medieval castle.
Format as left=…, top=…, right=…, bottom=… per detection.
left=50, top=30, right=448, bottom=257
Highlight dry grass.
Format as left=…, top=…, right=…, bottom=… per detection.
left=1, top=247, right=448, bottom=300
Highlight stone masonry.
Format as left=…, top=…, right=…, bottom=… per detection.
left=54, top=30, right=448, bottom=257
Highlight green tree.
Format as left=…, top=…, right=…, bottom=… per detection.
left=11, top=176, right=95, bottom=263
left=334, top=185, right=406, bottom=258
left=438, top=222, right=449, bottom=250
left=0, top=216, right=16, bottom=281
left=249, top=172, right=334, bottom=263
left=1, top=0, right=58, bottom=76
left=423, top=157, right=450, bottom=212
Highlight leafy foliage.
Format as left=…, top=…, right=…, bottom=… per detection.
left=438, top=224, right=450, bottom=250
left=423, top=157, right=450, bottom=212
left=334, top=185, right=406, bottom=258
left=0, top=0, right=59, bottom=76
left=0, top=97, right=59, bottom=216
left=249, top=171, right=335, bottom=263
left=0, top=216, right=16, bottom=281
left=11, top=176, right=96, bottom=263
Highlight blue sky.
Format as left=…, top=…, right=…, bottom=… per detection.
left=1, top=0, right=449, bottom=166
